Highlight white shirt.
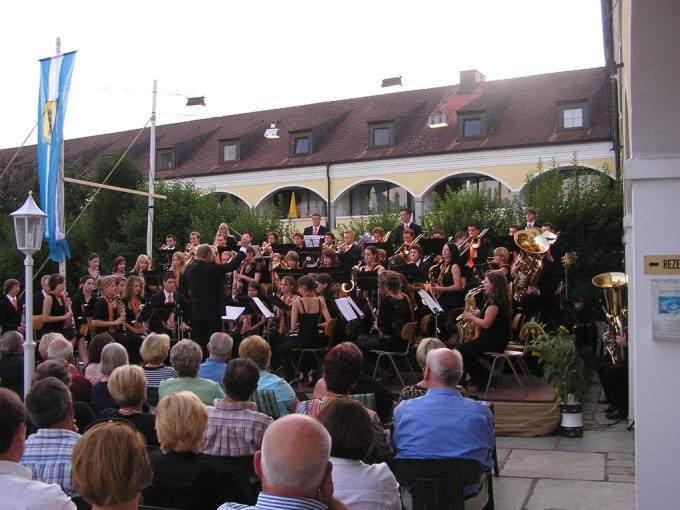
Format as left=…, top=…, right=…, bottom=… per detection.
left=330, top=457, right=401, bottom=510
left=0, top=460, right=75, bottom=510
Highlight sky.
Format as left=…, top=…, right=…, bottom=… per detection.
left=0, top=0, right=605, bottom=151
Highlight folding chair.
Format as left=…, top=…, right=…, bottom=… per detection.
left=482, top=322, right=535, bottom=398
left=250, top=389, right=280, bottom=419
left=371, top=321, right=418, bottom=387
left=291, top=318, right=337, bottom=379
left=391, top=458, right=494, bottom=510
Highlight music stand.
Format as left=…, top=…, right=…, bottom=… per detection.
left=363, top=241, right=394, bottom=258
left=493, top=235, right=516, bottom=252
left=419, top=237, right=447, bottom=259
left=155, top=248, right=176, bottom=271
left=272, top=243, right=297, bottom=256
left=319, top=267, right=352, bottom=285
left=141, top=270, right=164, bottom=292
left=355, top=271, right=379, bottom=291
left=138, top=302, right=174, bottom=335
left=392, top=263, right=427, bottom=284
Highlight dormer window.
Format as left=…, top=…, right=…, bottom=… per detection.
left=557, top=101, right=589, bottom=131
left=458, top=112, right=486, bottom=140
left=289, top=131, right=312, bottom=157
left=219, top=140, right=238, bottom=163
left=156, top=148, right=175, bottom=169
left=369, top=123, right=393, bottom=148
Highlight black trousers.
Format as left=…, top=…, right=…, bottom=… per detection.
left=597, top=354, right=628, bottom=411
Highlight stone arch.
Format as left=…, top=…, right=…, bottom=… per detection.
left=256, top=184, right=327, bottom=218
left=333, top=179, right=416, bottom=218
left=214, top=191, right=249, bottom=207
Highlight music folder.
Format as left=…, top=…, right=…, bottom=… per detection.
left=251, top=297, right=275, bottom=319
left=223, top=306, right=246, bottom=321
left=335, top=297, right=365, bottom=321
left=418, top=289, right=444, bottom=314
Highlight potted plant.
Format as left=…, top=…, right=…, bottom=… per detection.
left=525, top=320, right=589, bottom=437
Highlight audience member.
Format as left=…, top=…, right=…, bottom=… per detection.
left=317, top=398, right=400, bottom=510
left=198, top=332, right=233, bottom=390
left=217, top=414, right=350, bottom=510
left=140, top=333, right=176, bottom=388
left=33, top=360, right=96, bottom=435
left=0, top=388, right=75, bottom=509
left=91, top=343, right=128, bottom=414
left=84, top=332, right=114, bottom=384
left=393, top=348, right=494, bottom=509
left=72, top=420, right=152, bottom=510
left=159, top=340, right=225, bottom=405
left=239, top=335, right=298, bottom=416
left=0, top=330, right=24, bottom=397
left=144, top=391, right=245, bottom=509
left=45, top=335, right=92, bottom=404
left=21, top=377, right=80, bottom=498
left=201, top=358, right=272, bottom=457
left=100, top=365, right=158, bottom=445
left=296, top=342, right=391, bottom=464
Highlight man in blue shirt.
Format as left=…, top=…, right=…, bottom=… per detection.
left=393, top=348, right=494, bottom=509
left=198, top=332, right=232, bottom=390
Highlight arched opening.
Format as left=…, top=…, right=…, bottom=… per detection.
left=214, top=192, right=248, bottom=208
left=335, top=180, right=413, bottom=218
left=425, top=173, right=513, bottom=210
left=259, top=187, right=327, bottom=219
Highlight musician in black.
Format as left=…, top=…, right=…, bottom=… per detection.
left=0, top=279, right=24, bottom=334
left=393, top=208, right=422, bottom=251
left=337, top=231, right=362, bottom=267
left=185, top=242, right=246, bottom=354
left=148, top=272, right=188, bottom=338
left=303, top=212, right=329, bottom=236
left=597, top=331, right=629, bottom=420
left=461, top=222, right=492, bottom=283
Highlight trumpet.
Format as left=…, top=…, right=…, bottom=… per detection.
left=335, top=241, right=349, bottom=253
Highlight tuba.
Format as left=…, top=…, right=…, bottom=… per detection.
left=592, top=272, right=628, bottom=364
left=512, top=228, right=550, bottom=301
left=455, top=284, right=484, bottom=342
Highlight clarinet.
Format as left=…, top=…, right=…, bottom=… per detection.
left=117, top=297, right=127, bottom=332
left=64, top=291, right=76, bottom=333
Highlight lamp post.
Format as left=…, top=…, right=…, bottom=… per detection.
left=10, top=191, right=47, bottom=398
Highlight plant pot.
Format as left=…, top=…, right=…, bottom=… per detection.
left=559, top=394, right=583, bottom=437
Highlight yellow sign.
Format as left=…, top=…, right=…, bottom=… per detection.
left=645, top=255, right=680, bottom=275
left=42, top=100, right=57, bottom=144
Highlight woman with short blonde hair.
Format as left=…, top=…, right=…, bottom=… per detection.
left=102, top=365, right=158, bottom=445
left=140, top=333, right=176, bottom=388
left=72, top=421, right=152, bottom=509
left=143, top=391, right=240, bottom=508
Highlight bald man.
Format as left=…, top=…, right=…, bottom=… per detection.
left=217, top=414, right=350, bottom=510
left=393, top=348, right=493, bottom=509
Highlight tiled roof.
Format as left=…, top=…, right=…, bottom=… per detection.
left=0, top=67, right=610, bottom=177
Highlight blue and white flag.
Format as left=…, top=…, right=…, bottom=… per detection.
left=37, top=51, right=76, bottom=262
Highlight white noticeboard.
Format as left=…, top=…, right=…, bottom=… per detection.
left=652, top=279, right=680, bottom=341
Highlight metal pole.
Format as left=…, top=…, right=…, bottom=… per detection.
left=56, top=37, right=67, bottom=279
left=23, top=254, right=36, bottom=399
left=146, top=80, right=157, bottom=257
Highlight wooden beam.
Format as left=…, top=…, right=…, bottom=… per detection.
left=63, top=176, right=167, bottom=199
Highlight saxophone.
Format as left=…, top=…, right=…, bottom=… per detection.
left=455, top=285, right=484, bottom=342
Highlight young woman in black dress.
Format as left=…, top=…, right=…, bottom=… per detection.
left=457, top=269, right=511, bottom=390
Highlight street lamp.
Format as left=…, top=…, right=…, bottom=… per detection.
left=10, top=191, right=47, bottom=398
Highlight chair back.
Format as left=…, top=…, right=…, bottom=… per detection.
left=32, top=315, right=43, bottom=331
left=419, top=314, right=432, bottom=335
left=146, top=386, right=160, bottom=407
left=200, top=454, right=258, bottom=505
left=391, top=458, right=485, bottom=510
left=251, top=389, right=280, bottom=419
left=324, top=317, right=337, bottom=338
left=398, top=321, right=418, bottom=354
left=349, top=392, right=376, bottom=412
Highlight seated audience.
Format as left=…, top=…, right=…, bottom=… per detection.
left=217, top=414, right=350, bottom=510
left=198, top=332, right=233, bottom=390
left=100, top=365, right=158, bottom=445
left=84, top=333, right=114, bottom=384
left=144, top=391, right=245, bottom=509
left=159, top=340, right=226, bottom=405
left=91, top=343, right=129, bottom=414
left=72, top=420, right=152, bottom=510
left=393, top=348, right=494, bottom=509
left=0, top=330, right=24, bottom=397
left=296, top=342, right=391, bottom=464
left=140, top=333, right=176, bottom=388
left=33, top=360, right=96, bottom=435
left=398, top=337, right=468, bottom=401
left=21, top=377, right=80, bottom=498
left=317, top=398, right=400, bottom=510
left=45, top=335, right=92, bottom=404
left=239, top=335, right=299, bottom=416
left=0, top=388, right=75, bottom=510
left=201, top=358, right=272, bottom=457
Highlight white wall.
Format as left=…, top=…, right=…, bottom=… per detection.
left=623, top=0, right=680, bottom=507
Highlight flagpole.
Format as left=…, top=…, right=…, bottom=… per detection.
left=57, top=37, right=66, bottom=279
left=146, top=80, right=157, bottom=257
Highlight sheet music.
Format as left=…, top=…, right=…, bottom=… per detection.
left=251, top=297, right=275, bottom=319
left=223, top=306, right=246, bottom=321
left=304, top=235, right=321, bottom=247
left=335, top=297, right=359, bottom=321
left=418, top=289, right=444, bottom=314
left=346, top=297, right=365, bottom=318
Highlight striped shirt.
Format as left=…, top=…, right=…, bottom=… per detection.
left=20, top=428, right=81, bottom=498
left=143, top=365, right=177, bottom=388
left=201, top=400, right=272, bottom=457
left=218, top=492, right=327, bottom=510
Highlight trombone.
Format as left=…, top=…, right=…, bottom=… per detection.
left=459, top=228, right=489, bottom=256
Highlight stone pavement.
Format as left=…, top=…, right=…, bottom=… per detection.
left=492, top=401, right=635, bottom=509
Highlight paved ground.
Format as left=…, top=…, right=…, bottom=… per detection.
left=492, top=400, right=635, bottom=510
